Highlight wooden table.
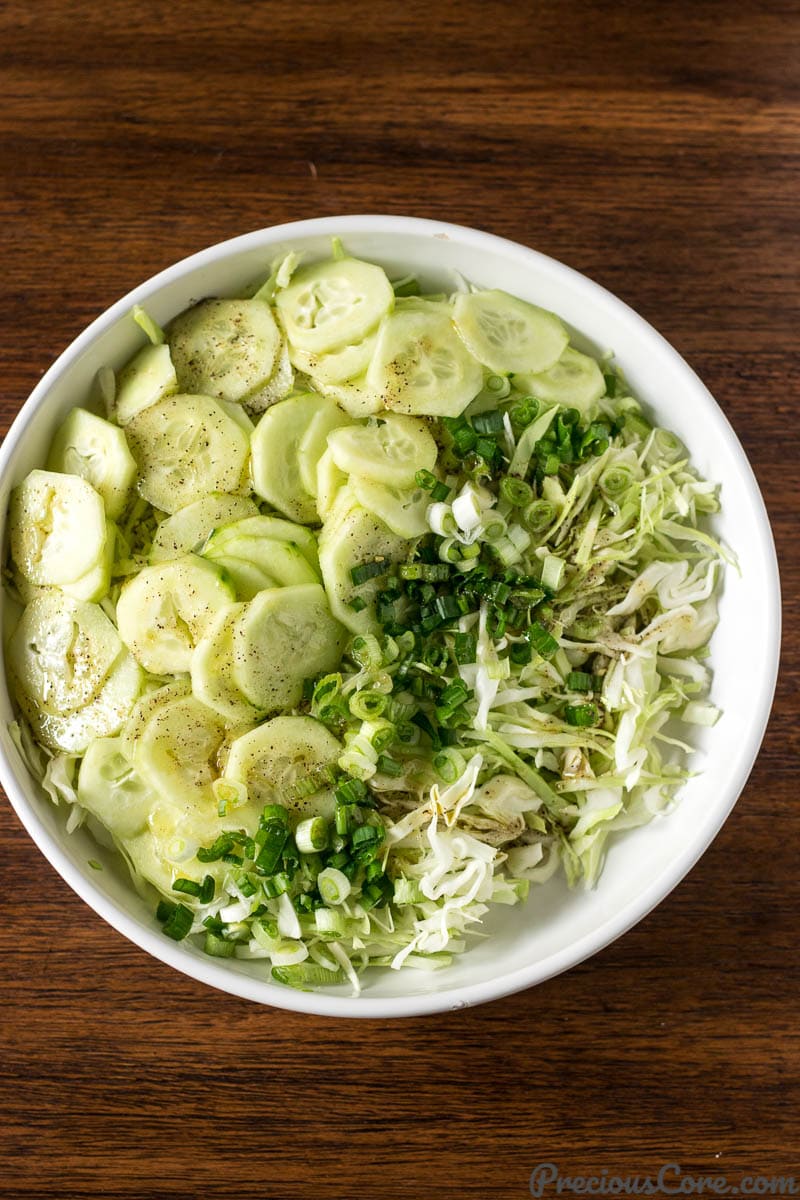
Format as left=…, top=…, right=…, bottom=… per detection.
left=1, top=2, right=797, bottom=1196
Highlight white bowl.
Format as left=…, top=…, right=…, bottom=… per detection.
left=0, top=216, right=780, bottom=1018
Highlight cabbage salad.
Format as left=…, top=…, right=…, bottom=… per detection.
left=3, top=239, right=729, bottom=992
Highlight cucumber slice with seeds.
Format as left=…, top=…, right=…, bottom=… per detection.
left=327, top=414, right=437, bottom=489
left=297, top=397, right=351, bottom=497
left=204, top=556, right=277, bottom=601
left=205, top=534, right=318, bottom=588
left=350, top=475, right=432, bottom=538
left=150, top=494, right=259, bottom=563
left=78, top=737, right=153, bottom=840
left=115, top=343, right=178, bottom=425
left=191, top=602, right=263, bottom=725
left=9, top=470, right=108, bottom=588
left=9, top=590, right=124, bottom=718
left=290, top=333, right=377, bottom=387
left=134, top=694, right=228, bottom=810
left=513, top=347, right=605, bottom=413
left=121, top=678, right=192, bottom=760
left=275, top=257, right=393, bottom=355
left=316, top=447, right=348, bottom=521
left=116, top=555, right=235, bottom=674
left=452, top=289, right=568, bottom=375
left=125, top=393, right=251, bottom=515
left=46, top=408, right=137, bottom=520
left=202, top=515, right=320, bottom=573
left=224, top=715, right=341, bottom=818
left=169, top=298, right=283, bottom=406
left=250, top=392, right=324, bottom=524
left=367, top=302, right=483, bottom=417
left=28, top=652, right=142, bottom=754
left=231, top=584, right=346, bottom=712
left=318, top=495, right=408, bottom=635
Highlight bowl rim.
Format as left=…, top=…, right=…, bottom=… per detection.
left=0, top=214, right=782, bottom=1018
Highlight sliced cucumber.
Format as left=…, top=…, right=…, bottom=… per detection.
left=134, top=694, right=228, bottom=810
left=191, top=602, right=263, bottom=725
left=224, top=715, right=341, bottom=817
left=316, top=447, right=348, bottom=521
left=62, top=518, right=116, bottom=603
left=297, top=397, right=351, bottom=497
left=217, top=398, right=255, bottom=434
left=247, top=341, right=294, bottom=413
left=327, top=414, right=437, bottom=489
left=150, top=493, right=259, bottom=563
left=115, top=343, right=178, bottom=425
left=290, top=333, right=377, bottom=387
left=452, top=289, right=568, bottom=375
left=513, top=347, right=605, bottom=413
left=125, top=393, right=251, bottom=514
left=250, top=392, right=325, bottom=524
left=121, top=677, right=191, bottom=759
left=350, top=475, right=432, bottom=538
left=116, top=555, right=235, bottom=674
left=78, top=737, right=153, bottom=839
left=201, top=515, right=320, bottom=574
left=206, top=555, right=278, bottom=601
left=275, top=257, right=393, bottom=355
left=367, top=302, right=483, bottom=417
left=169, top=298, right=283, bottom=406
left=46, top=408, right=137, bottom=520
left=205, top=534, right=318, bottom=588
left=9, top=470, right=108, bottom=588
left=8, top=590, right=124, bottom=718
left=315, top=375, right=382, bottom=418
left=231, top=584, right=346, bottom=712
left=29, top=652, right=142, bottom=754
left=318, top=496, right=408, bottom=634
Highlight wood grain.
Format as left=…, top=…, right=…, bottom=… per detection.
left=1, top=2, right=797, bottom=1196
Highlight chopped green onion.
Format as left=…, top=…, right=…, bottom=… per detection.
left=566, top=671, right=597, bottom=692
left=317, top=867, right=351, bottom=905
left=415, top=468, right=438, bottom=490
left=430, top=480, right=451, bottom=502
left=254, top=822, right=289, bottom=874
left=348, top=690, right=388, bottom=720
left=262, top=871, right=291, bottom=898
left=541, top=554, right=565, bottom=591
left=564, top=702, right=599, bottom=727
left=376, top=753, right=404, bottom=776
left=509, top=395, right=539, bottom=428
left=197, top=834, right=235, bottom=863
left=160, top=902, right=193, bottom=941
left=204, top=932, right=236, bottom=958
left=350, top=559, right=389, bottom=586
left=599, top=465, right=634, bottom=498
left=454, top=631, right=477, bottom=664
left=510, top=640, right=532, bottom=666
left=349, top=596, right=368, bottom=613
left=335, top=778, right=368, bottom=805
left=603, top=372, right=617, bottom=397
left=500, top=476, right=534, bottom=507
left=260, top=803, right=289, bottom=825
left=351, top=822, right=384, bottom=847
left=524, top=499, right=556, bottom=533
left=472, top=410, right=504, bottom=435
left=272, top=963, right=346, bottom=988
left=351, top=634, right=383, bottom=669
left=294, top=817, right=329, bottom=854
left=528, top=622, right=559, bottom=660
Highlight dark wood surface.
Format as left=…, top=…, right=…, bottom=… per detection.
left=1, top=3, right=797, bottom=1197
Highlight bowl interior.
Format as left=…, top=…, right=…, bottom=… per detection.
left=0, top=217, right=780, bottom=1016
